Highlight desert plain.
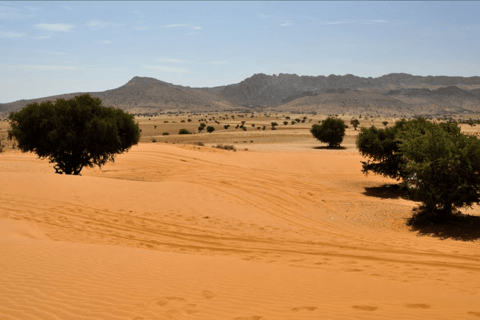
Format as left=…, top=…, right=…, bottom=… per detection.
left=1, top=112, right=480, bottom=320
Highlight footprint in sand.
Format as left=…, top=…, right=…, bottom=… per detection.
left=135, top=296, right=198, bottom=319
left=291, top=306, right=317, bottom=312
left=405, top=303, right=430, bottom=309
left=202, top=290, right=216, bottom=299
left=352, top=305, right=378, bottom=311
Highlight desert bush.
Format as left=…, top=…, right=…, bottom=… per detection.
left=284, top=121, right=288, bottom=125
left=350, top=119, right=360, bottom=130
left=310, top=117, right=346, bottom=148
left=356, top=118, right=408, bottom=180
left=214, top=144, right=236, bottom=151
left=224, top=125, right=230, bottom=129
left=151, top=137, right=157, bottom=142
left=8, top=94, right=139, bottom=175
left=206, top=126, right=215, bottom=133
left=396, top=118, right=480, bottom=218
left=358, top=117, right=480, bottom=219
left=179, top=129, right=191, bottom=135
left=382, top=121, right=389, bottom=127
left=162, top=132, right=169, bottom=135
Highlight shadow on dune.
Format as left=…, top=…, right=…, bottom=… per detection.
left=312, top=146, right=347, bottom=150
left=364, top=184, right=480, bottom=241
left=363, top=184, right=407, bottom=200
left=406, top=210, right=480, bottom=242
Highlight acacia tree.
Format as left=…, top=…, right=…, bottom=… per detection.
left=358, top=117, right=480, bottom=219
left=8, top=94, right=139, bottom=175
left=356, top=118, right=408, bottom=180
left=397, top=119, right=480, bottom=218
left=350, top=119, right=360, bottom=130
left=310, top=117, right=346, bottom=148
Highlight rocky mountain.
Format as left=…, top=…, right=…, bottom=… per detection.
left=0, top=76, right=240, bottom=116
left=2, top=73, right=480, bottom=117
left=209, top=73, right=480, bottom=106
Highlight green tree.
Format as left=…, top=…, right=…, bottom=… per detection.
left=350, top=119, right=360, bottom=130
left=397, top=119, right=480, bottom=218
left=8, top=94, right=139, bottom=175
left=179, top=129, right=191, bottom=134
left=206, top=126, right=215, bottom=133
left=382, top=121, right=389, bottom=127
left=310, top=117, right=346, bottom=148
left=356, top=119, right=408, bottom=180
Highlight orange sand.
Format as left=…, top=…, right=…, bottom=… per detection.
left=1, top=143, right=480, bottom=319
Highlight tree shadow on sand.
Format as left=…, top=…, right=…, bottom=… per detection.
left=406, top=209, right=480, bottom=242
left=312, top=146, right=347, bottom=150
left=363, top=184, right=408, bottom=200
left=364, top=184, right=480, bottom=241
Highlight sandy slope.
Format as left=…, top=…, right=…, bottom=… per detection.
left=1, top=144, right=480, bottom=320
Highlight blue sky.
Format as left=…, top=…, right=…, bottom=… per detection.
left=1, top=1, right=479, bottom=103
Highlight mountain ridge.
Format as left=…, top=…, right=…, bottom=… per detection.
left=2, top=73, right=480, bottom=116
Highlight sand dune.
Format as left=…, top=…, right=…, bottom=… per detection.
left=1, top=143, right=480, bottom=319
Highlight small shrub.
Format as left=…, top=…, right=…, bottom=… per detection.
left=206, top=126, right=215, bottom=133
left=151, top=137, right=157, bottom=142
left=310, top=117, right=346, bottom=148
left=194, top=142, right=205, bottom=146
left=162, top=132, right=169, bottom=135
left=284, top=121, right=288, bottom=125
left=214, top=144, right=236, bottom=151
left=179, top=129, right=191, bottom=135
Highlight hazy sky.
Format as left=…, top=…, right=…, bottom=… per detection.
left=1, top=1, right=479, bottom=103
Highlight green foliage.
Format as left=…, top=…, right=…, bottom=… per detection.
left=283, top=121, right=288, bottom=125
left=224, top=125, right=230, bottom=130
left=8, top=94, right=139, bottom=175
left=285, top=116, right=291, bottom=120
left=199, top=122, right=206, bottom=128
left=350, top=119, right=360, bottom=130
left=179, top=129, right=191, bottom=134
left=397, top=119, right=480, bottom=217
left=206, top=126, right=215, bottom=133
left=358, top=117, right=480, bottom=218
left=356, top=119, right=407, bottom=180
left=295, top=118, right=301, bottom=123
left=310, top=117, right=346, bottom=148
left=151, top=137, right=157, bottom=142
left=162, top=132, right=169, bottom=135
left=382, top=121, right=389, bottom=127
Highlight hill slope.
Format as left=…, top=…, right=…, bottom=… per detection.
left=2, top=73, right=480, bottom=116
